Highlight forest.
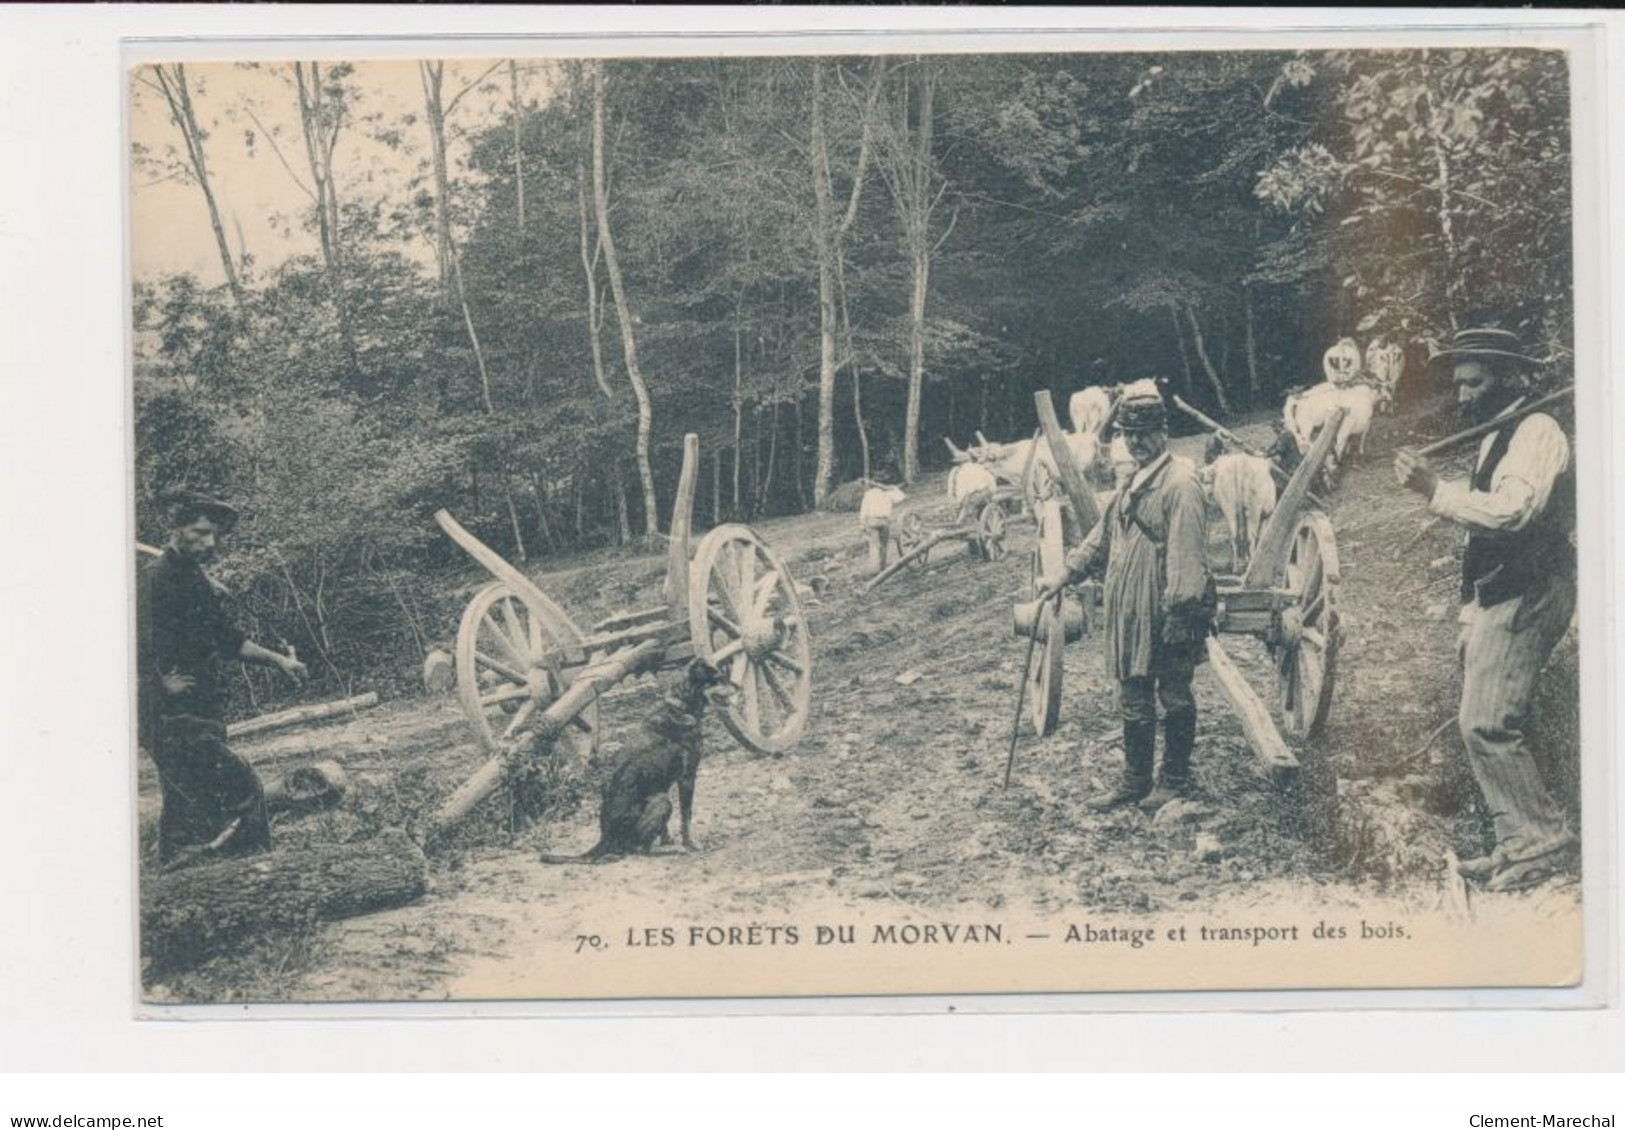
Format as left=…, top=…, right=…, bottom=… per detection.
left=130, top=49, right=1573, bottom=700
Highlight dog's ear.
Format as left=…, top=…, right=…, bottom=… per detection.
left=687, top=658, right=723, bottom=688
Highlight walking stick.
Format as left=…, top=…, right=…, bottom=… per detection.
left=1004, top=587, right=1060, bottom=789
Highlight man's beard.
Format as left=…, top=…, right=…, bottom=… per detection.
left=1466, top=388, right=1519, bottom=424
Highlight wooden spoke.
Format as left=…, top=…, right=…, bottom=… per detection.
left=760, top=661, right=796, bottom=710
left=710, top=638, right=745, bottom=666
left=479, top=684, right=531, bottom=708
left=474, top=650, right=527, bottom=685
left=708, top=606, right=744, bottom=640
left=689, top=525, right=813, bottom=754
left=752, top=566, right=782, bottom=622
left=740, top=659, right=762, bottom=732
left=765, top=648, right=805, bottom=677
left=456, top=581, right=599, bottom=764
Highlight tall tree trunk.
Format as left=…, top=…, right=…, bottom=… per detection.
left=793, top=391, right=807, bottom=510
left=420, top=61, right=493, bottom=414
left=529, top=473, right=555, bottom=552
left=1170, top=304, right=1194, bottom=394
left=1243, top=284, right=1261, bottom=407
left=904, top=244, right=930, bottom=482
left=759, top=390, right=780, bottom=511
left=612, top=467, right=631, bottom=547
left=292, top=61, right=362, bottom=387
left=591, top=66, right=659, bottom=539
left=503, top=478, right=528, bottom=563
left=809, top=63, right=840, bottom=509
left=149, top=65, right=243, bottom=305
left=711, top=450, right=722, bottom=527
left=979, top=375, right=989, bottom=435
left=853, top=364, right=871, bottom=482
left=731, top=321, right=744, bottom=519
left=1183, top=304, right=1232, bottom=414
left=576, top=163, right=615, bottom=402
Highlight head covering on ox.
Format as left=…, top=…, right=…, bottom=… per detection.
left=1427, top=326, right=1542, bottom=370
left=1114, top=379, right=1167, bottom=433
left=1323, top=337, right=1362, bottom=385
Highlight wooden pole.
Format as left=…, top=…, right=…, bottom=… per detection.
left=1202, top=637, right=1299, bottom=773
left=1032, top=390, right=1100, bottom=533
left=226, top=692, right=380, bottom=741
left=665, top=434, right=699, bottom=623
left=1170, top=395, right=1267, bottom=458
left=1415, top=386, right=1573, bottom=458
left=1242, top=407, right=1344, bottom=590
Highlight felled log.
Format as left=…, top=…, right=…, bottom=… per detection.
left=226, top=692, right=380, bottom=740
left=141, top=827, right=426, bottom=973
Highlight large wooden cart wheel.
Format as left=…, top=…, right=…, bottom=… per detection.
left=1023, top=498, right=1066, bottom=736
left=894, top=511, right=929, bottom=569
left=1276, top=510, right=1340, bottom=738
left=977, top=500, right=1009, bottom=562
left=456, top=581, right=599, bottom=768
left=689, top=524, right=813, bottom=754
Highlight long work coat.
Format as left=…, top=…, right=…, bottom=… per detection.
left=1065, top=452, right=1210, bottom=680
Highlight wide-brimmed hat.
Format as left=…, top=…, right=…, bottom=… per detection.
left=1428, top=327, right=1542, bottom=369
left=1114, top=379, right=1167, bottom=432
left=165, top=490, right=240, bottom=532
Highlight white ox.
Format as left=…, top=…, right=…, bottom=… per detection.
left=946, top=462, right=998, bottom=522
left=1068, top=386, right=1115, bottom=436
left=1364, top=339, right=1406, bottom=413
left=1205, top=452, right=1278, bottom=573
left=859, top=485, right=906, bottom=529
left=1283, top=381, right=1378, bottom=478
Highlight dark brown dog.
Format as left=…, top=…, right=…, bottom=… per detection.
left=541, top=659, right=732, bottom=863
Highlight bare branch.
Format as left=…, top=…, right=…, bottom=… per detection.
left=444, top=60, right=507, bottom=118
left=241, top=104, right=315, bottom=200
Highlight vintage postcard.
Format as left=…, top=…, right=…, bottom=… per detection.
left=127, top=31, right=1605, bottom=1006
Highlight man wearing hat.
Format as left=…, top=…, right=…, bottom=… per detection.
left=1043, top=379, right=1213, bottom=813
left=1394, top=327, right=1577, bottom=891
left=137, top=492, right=308, bottom=864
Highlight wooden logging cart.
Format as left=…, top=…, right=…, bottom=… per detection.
left=1013, top=392, right=1346, bottom=775
left=430, top=434, right=814, bottom=834
left=864, top=483, right=1021, bottom=594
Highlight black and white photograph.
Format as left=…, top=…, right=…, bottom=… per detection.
left=126, top=37, right=1599, bottom=1005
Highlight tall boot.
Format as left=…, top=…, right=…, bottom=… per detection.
left=1140, top=710, right=1196, bottom=814
left=1088, top=721, right=1155, bottom=812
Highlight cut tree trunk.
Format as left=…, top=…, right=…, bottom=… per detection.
left=227, top=692, right=380, bottom=741
left=141, top=828, right=427, bottom=974
left=1183, top=304, right=1233, bottom=415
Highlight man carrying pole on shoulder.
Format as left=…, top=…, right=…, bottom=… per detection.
left=1393, top=326, right=1578, bottom=892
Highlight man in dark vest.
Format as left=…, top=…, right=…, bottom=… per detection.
left=137, top=493, right=308, bottom=864
left=1394, top=327, right=1577, bottom=892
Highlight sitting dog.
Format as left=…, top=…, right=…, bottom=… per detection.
left=541, top=658, right=733, bottom=863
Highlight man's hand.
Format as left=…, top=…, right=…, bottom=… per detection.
left=1394, top=449, right=1439, bottom=499
left=278, top=654, right=309, bottom=685
left=161, top=670, right=195, bottom=696
left=1037, top=569, right=1072, bottom=601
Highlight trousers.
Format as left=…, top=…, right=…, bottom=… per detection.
left=1119, top=666, right=1196, bottom=726
left=148, top=715, right=272, bottom=863
left=1457, top=575, right=1577, bottom=859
